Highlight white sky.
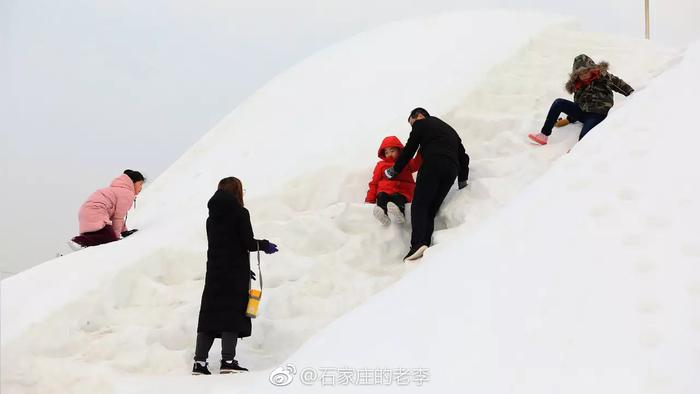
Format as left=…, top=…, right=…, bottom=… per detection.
left=1, top=0, right=699, bottom=276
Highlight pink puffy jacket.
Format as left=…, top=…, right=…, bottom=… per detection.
left=78, top=174, right=135, bottom=236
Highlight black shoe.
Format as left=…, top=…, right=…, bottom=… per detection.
left=403, top=245, right=428, bottom=262
left=220, top=359, right=248, bottom=374
left=192, top=361, right=211, bottom=375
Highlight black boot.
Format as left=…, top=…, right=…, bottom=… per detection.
left=192, top=361, right=211, bottom=375
left=220, top=359, right=248, bottom=374
left=403, top=245, right=428, bottom=262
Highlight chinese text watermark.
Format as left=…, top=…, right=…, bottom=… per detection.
left=269, top=364, right=430, bottom=387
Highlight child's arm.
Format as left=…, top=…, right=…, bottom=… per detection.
left=365, top=163, right=382, bottom=203
left=407, top=153, right=423, bottom=173
left=111, top=193, right=134, bottom=237
left=608, top=74, right=634, bottom=96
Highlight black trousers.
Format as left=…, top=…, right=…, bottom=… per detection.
left=410, top=156, right=458, bottom=248
left=72, top=225, right=119, bottom=247
left=376, top=192, right=408, bottom=213
left=194, top=332, right=238, bottom=362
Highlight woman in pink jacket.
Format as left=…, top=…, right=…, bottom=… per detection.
left=70, top=170, right=145, bottom=249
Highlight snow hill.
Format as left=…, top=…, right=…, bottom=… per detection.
left=2, top=10, right=695, bottom=394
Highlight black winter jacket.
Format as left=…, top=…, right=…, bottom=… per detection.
left=393, top=116, right=470, bottom=182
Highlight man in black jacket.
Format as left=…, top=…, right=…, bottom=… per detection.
left=385, top=108, right=470, bottom=262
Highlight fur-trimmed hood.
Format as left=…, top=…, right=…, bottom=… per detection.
left=565, top=54, right=610, bottom=93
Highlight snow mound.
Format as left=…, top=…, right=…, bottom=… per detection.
left=242, top=43, right=700, bottom=393
left=1, top=10, right=681, bottom=393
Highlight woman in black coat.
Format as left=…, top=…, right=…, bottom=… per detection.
left=192, top=177, right=278, bottom=375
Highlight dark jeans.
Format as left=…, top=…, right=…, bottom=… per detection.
left=194, top=332, right=238, bottom=362
left=541, top=98, right=607, bottom=140
left=72, top=225, right=119, bottom=247
left=410, top=156, right=458, bottom=248
left=376, top=192, right=408, bottom=214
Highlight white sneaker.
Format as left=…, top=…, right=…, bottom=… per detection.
left=386, top=202, right=405, bottom=224
left=67, top=240, right=84, bottom=251
left=373, top=205, right=390, bottom=225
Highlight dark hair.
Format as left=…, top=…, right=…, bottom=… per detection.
left=123, top=169, right=145, bottom=183
left=408, top=107, right=430, bottom=121
left=218, top=177, right=244, bottom=206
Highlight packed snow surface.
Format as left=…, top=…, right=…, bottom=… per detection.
left=1, top=10, right=691, bottom=394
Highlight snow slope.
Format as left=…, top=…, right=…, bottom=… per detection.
left=240, top=43, right=700, bottom=393
left=0, top=9, right=566, bottom=347
left=0, top=10, right=683, bottom=394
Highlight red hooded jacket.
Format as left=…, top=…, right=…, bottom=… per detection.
left=365, top=136, right=422, bottom=203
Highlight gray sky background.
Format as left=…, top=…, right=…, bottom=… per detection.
left=2, top=0, right=699, bottom=276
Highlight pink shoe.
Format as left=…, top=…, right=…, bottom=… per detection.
left=528, top=132, right=548, bottom=145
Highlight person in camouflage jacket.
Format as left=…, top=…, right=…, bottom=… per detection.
left=529, top=54, right=634, bottom=145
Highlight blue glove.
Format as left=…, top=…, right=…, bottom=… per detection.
left=263, top=242, right=278, bottom=254
left=458, top=180, right=468, bottom=190
left=384, top=167, right=398, bottom=179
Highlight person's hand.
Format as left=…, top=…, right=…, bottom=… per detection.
left=250, top=270, right=256, bottom=280
left=263, top=242, right=279, bottom=254
left=121, top=229, right=138, bottom=238
left=384, top=167, right=398, bottom=179
left=458, top=180, right=468, bottom=190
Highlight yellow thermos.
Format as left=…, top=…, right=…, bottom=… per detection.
left=246, top=243, right=263, bottom=318
left=246, top=289, right=262, bottom=318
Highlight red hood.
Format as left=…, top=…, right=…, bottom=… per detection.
left=377, top=136, right=404, bottom=159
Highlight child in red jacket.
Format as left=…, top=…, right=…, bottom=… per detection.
left=365, top=136, right=422, bottom=225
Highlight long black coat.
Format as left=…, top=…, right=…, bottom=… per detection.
left=197, top=190, right=269, bottom=338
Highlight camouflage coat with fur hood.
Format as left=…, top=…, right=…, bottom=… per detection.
left=565, top=54, right=634, bottom=114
